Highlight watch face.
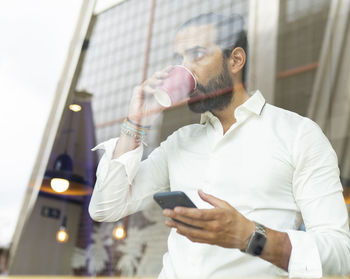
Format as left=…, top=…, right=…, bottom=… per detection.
left=256, top=233, right=264, bottom=241
left=245, top=223, right=267, bottom=256
left=254, top=246, right=263, bottom=255
left=248, top=232, right=266, bottom=256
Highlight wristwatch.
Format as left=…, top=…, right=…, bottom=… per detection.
left=242, top=222, right=266, bottom=256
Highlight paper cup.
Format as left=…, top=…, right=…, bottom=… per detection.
left=153, top=65, right=197, bottom=107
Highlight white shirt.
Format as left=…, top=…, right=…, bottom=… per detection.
left=89, top=91, right=350, bottom=278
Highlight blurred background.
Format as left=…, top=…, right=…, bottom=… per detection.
left=0, top=0, right=349, bottom=276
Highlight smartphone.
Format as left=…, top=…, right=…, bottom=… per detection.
left=153, top=191, right=197, bottom=210
left=153, top=191, right=198, bottom=228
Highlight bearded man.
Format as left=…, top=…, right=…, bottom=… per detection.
left=89, top=13, right=350, bottom=278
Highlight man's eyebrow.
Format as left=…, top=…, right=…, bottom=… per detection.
left=185, top=46, right=207, bottom=54
left=173, top=46, right=207, bottom=57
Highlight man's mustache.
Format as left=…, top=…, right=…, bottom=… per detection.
left=187, top=86, right=233, bottom=105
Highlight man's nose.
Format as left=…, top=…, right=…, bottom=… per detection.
left=181, top=58, right=194, bottom=73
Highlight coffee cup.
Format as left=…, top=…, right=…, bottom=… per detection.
left=153, top=65, right=197, bottom=107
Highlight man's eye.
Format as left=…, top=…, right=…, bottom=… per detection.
left=189, top=51, right=205, bottom=61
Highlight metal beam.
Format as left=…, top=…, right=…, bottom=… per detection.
left=8, top=0, right=96, bottom=273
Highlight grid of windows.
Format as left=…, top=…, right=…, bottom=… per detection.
left=285, top=0, right=330, bottom=22
left=76, top=0, right=151, bottom=144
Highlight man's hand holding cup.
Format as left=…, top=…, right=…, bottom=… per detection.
left=128, top=65, right=197, bottom=126
left=122, top=65, right=197, bottom=145
left=127, top=65, right=174, bottom=127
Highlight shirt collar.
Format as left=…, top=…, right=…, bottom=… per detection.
left=200, top=90, right=266, bottom=124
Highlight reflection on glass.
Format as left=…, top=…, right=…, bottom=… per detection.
left=113, top=224, right=126, bottom=240
left=50, top=178, right=70, bottom=193
left=56, top=227, right=69, bottom=243
left=69, top=104, right=82, bottom=112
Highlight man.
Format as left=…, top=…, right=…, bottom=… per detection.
left=89, top=13, right=350, bottom=278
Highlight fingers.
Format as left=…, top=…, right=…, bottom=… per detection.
left=153, top=70, right=170, bottom=79
left=198, top=190, right=231, bottom=208
left=167, top=214, right=207, bottom=229
left=165, top=219, right=216, bottom=244
left=163, top=207, right=217, bottom=221
left=144, top=77, right=163, bottom=88
left=133, top=65, right=173, bottom=99
left=162, top=65, right=175, bottom=74
left=136, top=75, right=165, bottom=98
left=132, top=84, right=157, bottom=105
left=128, top=65, right=173, bottom=122
left=147, top=66, right=173, bottom=84
left=144, top=65, right=174, bottom=88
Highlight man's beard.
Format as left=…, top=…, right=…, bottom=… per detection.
left=187, top=59, right=233, bottom=114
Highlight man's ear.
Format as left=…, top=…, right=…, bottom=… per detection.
left=229, top=47, right=246, bottom=75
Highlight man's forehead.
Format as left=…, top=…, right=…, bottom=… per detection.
left=174, top=24, right=217, bottom=53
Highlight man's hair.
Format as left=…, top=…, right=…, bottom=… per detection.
left=178, top=13, right=248, bottom=84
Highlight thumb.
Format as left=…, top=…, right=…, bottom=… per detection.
left=198, top=190, right=229, bottom=208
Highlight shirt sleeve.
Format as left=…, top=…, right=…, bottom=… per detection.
left=88, top=137, right=170, bottom=222
left=287, top=118, right=350, bottom=278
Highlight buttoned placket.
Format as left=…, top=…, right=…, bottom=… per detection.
left=201, top=110, right=251, bottom=194
left=211, top=107, right=252, bottom=149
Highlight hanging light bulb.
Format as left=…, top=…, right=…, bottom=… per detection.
left=69, top=104, right=82, bottom=112
left=56, top=227, right=69, bottom=243
left=113, top=223, right=126, bottom=240
left=41, top=94, right=94, bottom=197
left=56, top=216, right=69, bottom=243
left=50, top=178, right=70, bottom=193
left=49, top=154, right=73, bottom=193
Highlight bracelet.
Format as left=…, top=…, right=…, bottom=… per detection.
left=120, top=118, right=151, bottom=146
left=122, top=118, right=151, bottom=136
left=121, top=124, right=149, bottom=146
left=122, top=123, right=147, bottom=136
left=121, top=126, right=144, bottom=143
left=126, top=117, right=151, bottom=130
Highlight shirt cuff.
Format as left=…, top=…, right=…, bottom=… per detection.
left=286, top=230, right=322, bottom=278
left=92, top=137, right=144, bottom=184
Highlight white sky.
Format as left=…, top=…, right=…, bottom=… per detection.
left=0, top=0, right=83, bottom=248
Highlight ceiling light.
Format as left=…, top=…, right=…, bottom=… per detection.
left=69, top=104, right=82, bottom=112
left=113, top=224, right=126, bottom=240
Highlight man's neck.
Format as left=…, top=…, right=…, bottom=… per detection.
left=211, top=85, right=250, bottom=134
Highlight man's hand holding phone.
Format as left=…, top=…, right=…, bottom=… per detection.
left=155, top=189, right=255, bottom=251
left=154, top=191, right=199, bottom=228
